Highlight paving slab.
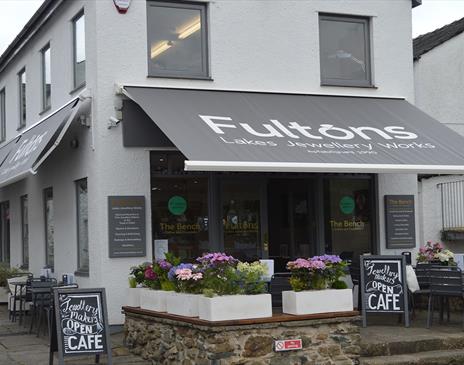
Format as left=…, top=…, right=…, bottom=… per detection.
left=0, top=304, right=151, bottom=365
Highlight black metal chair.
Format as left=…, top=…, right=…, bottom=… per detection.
left=28, top=278, right=57, bottom=336
left=269, top=272, right=291, bottom=308
left=426, top=266, right=463, bottom=329
left=349, top=259, right=361, bottom=310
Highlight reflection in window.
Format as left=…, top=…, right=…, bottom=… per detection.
left=73, top=12, right=85, bottom=88
left=319, top=15, right=371, bottom=86
left=324, top=178, right=371, bottom=258
left=147, top=1, right=208, bottom=77
left=76, top=179, right=89, bottom=273
left=18, top=69, right=26, bottom=129
left=44, top=188, right=54, bottom=270
left=222, top=182, right=261, bottom=261
left=152, top=178, right=209, bottom=260
left=41, top=44, right=51, bottom=110
left=20, top=195, right=28, bottom=268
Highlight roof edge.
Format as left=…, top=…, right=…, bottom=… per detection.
left=0, top=0, right=64, bottom=73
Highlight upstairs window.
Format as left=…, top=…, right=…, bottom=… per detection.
left=18, top=68, right=26, bottom=129
left=0, top=89, right=5, bottom=143
left=147, top=1, right=209, bottom=78
left=319, top=14, right=372, bottom=87
left=72, top=11, right=86, bottom=89
left=41, top=44, right=51, bottom=111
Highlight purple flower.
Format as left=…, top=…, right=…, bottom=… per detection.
left=157, top=259, right=172, bottom=271
left=197, top=252, right=238, bottom=268
left=312, top=255, right=342, bottom=264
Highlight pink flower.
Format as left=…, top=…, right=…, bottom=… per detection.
left=144, top=267, right=156, bottom=280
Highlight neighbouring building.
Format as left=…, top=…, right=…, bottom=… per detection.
left=413, top=17, right=464, bottom=254
left=3, top=0, right=464, bottom=326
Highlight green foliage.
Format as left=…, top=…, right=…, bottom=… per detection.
left=331, top=280, right=348, bottom=289
left=202, top=288, right=215, bottom=298
left=201, top=266, right=241, bottom=296
left=289, top=274, right=310, bottom=292
left=0, top=264, right=27, bottom=287
left=128, top=276, right=137, bottom=288
left=236, top=261, right=267, bottom=295
left=129, top=262, right=151, bottom=286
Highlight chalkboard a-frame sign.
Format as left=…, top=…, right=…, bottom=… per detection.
left=360, top=255, right=409, bottom=328
left=51, top=288, right=112, bottom=365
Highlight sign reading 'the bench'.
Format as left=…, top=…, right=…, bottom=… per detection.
left=53, top=288, right=112, bottom=365
left=360, top=255, right=409, bottom=328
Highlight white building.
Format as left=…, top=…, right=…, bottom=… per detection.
left=413, top=17, right=464, bottom=253
left=3, top=0, right=464, bottom=325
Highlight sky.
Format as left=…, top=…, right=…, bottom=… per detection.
left=0, top=0, right=464, bottom=55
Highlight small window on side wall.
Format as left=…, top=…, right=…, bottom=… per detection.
left=147, top=1, right=209, bottom=78
left=41, top=44, right=51, bottom=111
left=0, top=88, right=5, bottom=143
left=18, top=68, right=26, bottom=130
left=72, top=11, right=86, bottom=89
left=319, top=14, right=372, bottom=87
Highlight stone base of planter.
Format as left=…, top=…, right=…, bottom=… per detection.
left=166, top=292, right=199, bottom=317
left=140, top=289, right=167, bottom=312
left=283, top=289, right=353, bottom=315
left=123, top=307, right=361, bottom=364
left=199, top=294, right=272, bottom=321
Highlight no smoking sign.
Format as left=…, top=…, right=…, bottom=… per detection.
left=274, top=339, right=302, bottom=352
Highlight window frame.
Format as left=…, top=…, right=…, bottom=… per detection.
left=146, top=0, right=210, bottom=79
left=75, top=178, right=89, bottom=275
left=20, top=194, right=29, bottom=269
left=43, top=187, right=54, bottom=271
left=17, top=68, right=26, bottom=130
left=40, top=43, right=51, bottom=112
left=318, top=14, right=372, bottom=88
left=0, top=88, right=5, bottom=143
left=72, top=10, right=86, bottom=90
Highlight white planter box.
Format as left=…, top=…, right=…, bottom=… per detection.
left=282, top=289, right=353, bottom=315
left=166, top=292, right=199, bottom=317
left=199, top=294, right=272, bottom=321
left=126, top=287, right=142, bottom=307
left=140, top=289, right=167, bottom=312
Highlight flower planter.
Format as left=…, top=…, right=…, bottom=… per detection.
left=166, top=292, right=199, bottom=317
left=198, top=294, right=272, bottom=321
left=282, top=289, right=353, bottom=315
left=140, top=289, right=168, bottom=312
left=126, top=287, right=142, bottom=308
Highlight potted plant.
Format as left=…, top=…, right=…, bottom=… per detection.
left=282, top=255, right=353, bottom=315
left=140, top=254, right=181, bottom=312
left=127, top=262, right=151, bottom=307
left=417, top=241, right=455, bottom=265
left=198, top=256, right=272, bottom=321
left=166, top=263, right=204, bottom=317
left=0, top=264, right=28, bottom=304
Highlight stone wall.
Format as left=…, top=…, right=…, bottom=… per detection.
left=124, top=312, right=361, bottom=365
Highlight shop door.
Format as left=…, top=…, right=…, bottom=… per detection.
left=0, top=201, right=10, bottom=265
left=268, top=180, right=315, bottom=272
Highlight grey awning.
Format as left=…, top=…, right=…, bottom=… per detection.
left=0, top=98, right=85, bottom=187
left=123, top=86, right=464, bottom=174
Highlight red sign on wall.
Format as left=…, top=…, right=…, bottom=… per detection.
left=274, top=339, right=303, bottom=352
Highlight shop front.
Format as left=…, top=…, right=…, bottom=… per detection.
left=121, top=86, right=464, bottom=265
left=150, top=151, right=374, bottom=270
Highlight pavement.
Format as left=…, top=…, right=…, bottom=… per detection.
left=0, top=304, right=150, bottom=365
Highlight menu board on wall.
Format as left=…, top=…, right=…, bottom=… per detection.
left=108, top=196, right=146, bottom=257
left=360, top=255, right=409, bottom=327
left=51, top=288, right=112, bottom=365
left=385, top=195, right=416, bottom=248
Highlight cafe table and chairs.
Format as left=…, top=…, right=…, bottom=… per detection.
left=28, top=278, right=58, bottom=336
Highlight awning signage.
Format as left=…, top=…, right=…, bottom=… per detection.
left=0, top=98, right=82, bottom=188
left=123, top=87, right=464, bottom=173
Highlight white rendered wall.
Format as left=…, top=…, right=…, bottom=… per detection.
left=0, top=0, right=417, bottom=324
left=414, top=29, right=464, bottom=250
left=377, top=174, right=419, bottom=263
left=414, top=32, right=464, bottom=136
